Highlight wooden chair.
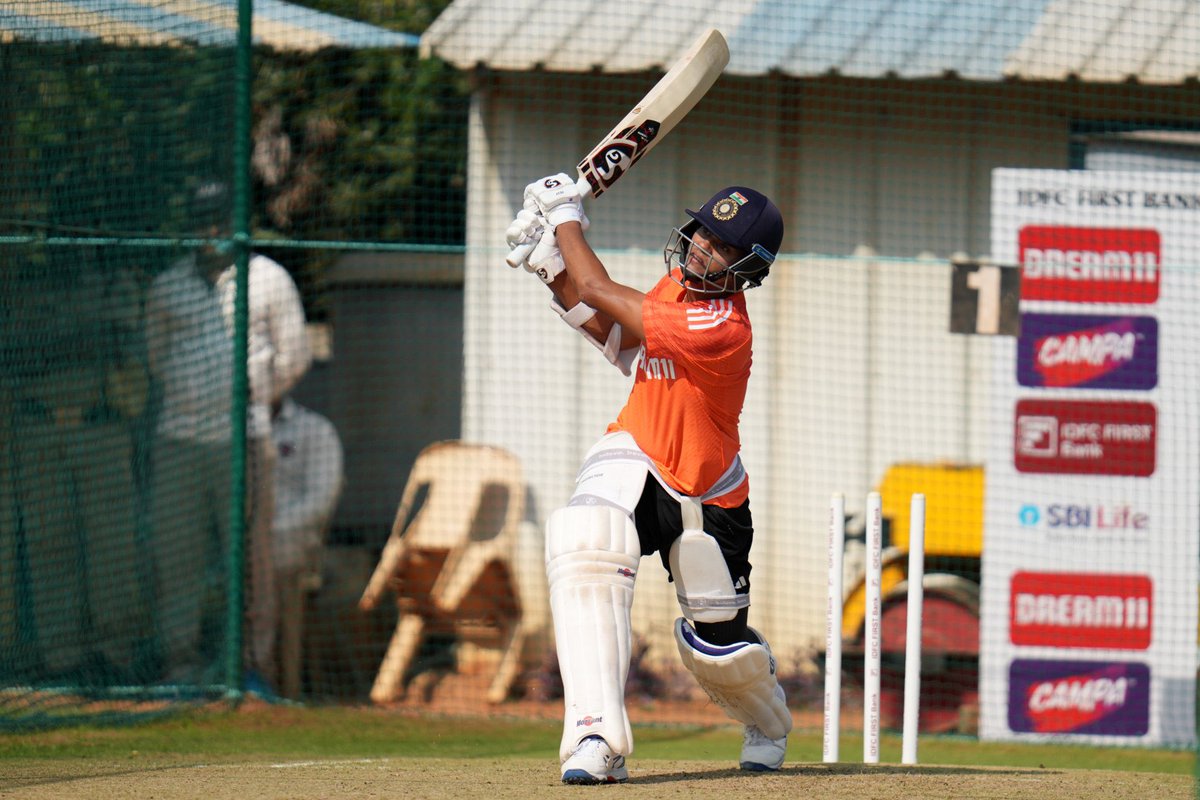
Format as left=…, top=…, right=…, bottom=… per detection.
left=359, top=441, right=528, bottom=704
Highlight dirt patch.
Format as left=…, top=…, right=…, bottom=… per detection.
left=1, top=757, right=1192, bottom=800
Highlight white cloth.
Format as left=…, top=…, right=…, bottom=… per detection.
left=218, top=254, right=310, bottom=680
left=145, top=255, right=234, bottom=444
left=217, top=255, right=311, bottom=433
left=270, top=398, right=344, bottom=572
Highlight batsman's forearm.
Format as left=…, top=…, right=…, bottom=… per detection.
left=556, top=223, right=613, bottom=305
left=556, top=223, right=646, bottom=342
left=546, top=270, right=580, bottom=310
left=546, top=260, right=618, bottom=346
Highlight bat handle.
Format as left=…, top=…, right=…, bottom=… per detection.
left=506, top=241, right=536, bottom=268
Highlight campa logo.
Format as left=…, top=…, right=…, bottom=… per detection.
left=1008, top=659, right=1149, bottom=736
left=1017, top=313, right=1158, bottom=390
left=1019, top=226, right=1161, bottom=303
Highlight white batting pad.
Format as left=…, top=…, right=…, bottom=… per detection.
left=668, top=529, right=748, bottom=623
left=673, top=618, right=792, bottom=740
left=546, top=505, right=641, bottom=760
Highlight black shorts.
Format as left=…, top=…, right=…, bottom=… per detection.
left=632, top=476, right=754, bottom=596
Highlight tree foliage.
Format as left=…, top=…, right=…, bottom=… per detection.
left=0, top=1, right=468, bottom=323
left=251, top=46, right=468, bottom=247
left=250, top=0, right=467, bottom=248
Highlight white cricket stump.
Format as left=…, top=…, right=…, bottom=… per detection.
left=901, top=493, right=926, bottom=765
left=823, top=493, right=845, bottom=763
left=863, top=491, right=882, bottom=764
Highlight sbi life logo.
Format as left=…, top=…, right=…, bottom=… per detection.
left=1018, top=503, right=1148, bottom=531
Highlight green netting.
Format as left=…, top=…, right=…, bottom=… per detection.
left=0, top=2, right=1196, bottom=776
left=0, top=3, right=467, bottom=727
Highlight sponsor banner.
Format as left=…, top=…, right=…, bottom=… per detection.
left=1008, top=659, right=1151, bottom=736
left=1010, top=572, right=1152, bottom=650
left=982, top=170, right=1200, bottom=746
left=1019, top=226, right=1160, bottom=303
left=1017, top=313, right=1157, bottom=390
left=1014, top=399, right=1156, bottom=476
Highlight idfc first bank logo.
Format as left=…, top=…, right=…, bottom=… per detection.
left=1017, top=313, right=1158, bottom=390
left=1014, top=400, right=1156, bottom=476
left=1019, top=226, right=1161, bottom=303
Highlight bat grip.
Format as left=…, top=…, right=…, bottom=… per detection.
left=505, top=241, right=536, bottom=268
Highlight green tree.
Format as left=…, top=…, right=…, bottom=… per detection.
left=247, top=0, right=469, bottom=314
left=250, top=47, right=468, bottom=247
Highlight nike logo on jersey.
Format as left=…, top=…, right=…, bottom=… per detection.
left=686, top=299, right=734, bottom=331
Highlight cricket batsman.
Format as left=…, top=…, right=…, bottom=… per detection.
left=505, top=174, right=791, bottom=784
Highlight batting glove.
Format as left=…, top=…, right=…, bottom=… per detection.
left=526, top=227, right=566, bottom=285
left=525, top=173, right=589, bottom=229
left=504, top=207, right=545, bottom=266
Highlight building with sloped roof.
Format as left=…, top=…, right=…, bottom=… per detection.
left=421, top=0, right=1200, bottom=657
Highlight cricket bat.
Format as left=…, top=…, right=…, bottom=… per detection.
left=506, top=27, right=729, bottom=267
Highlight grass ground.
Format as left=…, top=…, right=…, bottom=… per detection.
left=0, top=704, right=1194, bottom=799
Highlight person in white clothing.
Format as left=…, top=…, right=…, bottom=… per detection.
left=145, top=218, right=235, bottom=683
left=268, top=396, right=343, bottom=699
left=215, top=248, right=311, bottom=694
left=146, top=179, right=310, bottom=690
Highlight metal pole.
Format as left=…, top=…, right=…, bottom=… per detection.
left=224, top=0, right=254, bottom=696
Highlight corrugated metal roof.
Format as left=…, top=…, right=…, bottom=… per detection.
left=420, top=0, right=1200, bottom=83
left=417, top=0, right=754, bottom=72
left=2, top=0, right=419, bottom=51
left=1005, top=0, right=1200, bottom=83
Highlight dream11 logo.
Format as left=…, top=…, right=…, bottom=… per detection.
left=1009, top=571, right=1152, bottom=650
left=1019, top=226, right=1161, bottom=303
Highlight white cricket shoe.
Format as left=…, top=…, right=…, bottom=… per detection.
left=561, top=735, right=629, bottom=784
left=739, top=725, right=787, bottom=771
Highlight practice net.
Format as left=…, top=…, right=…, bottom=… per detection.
left=0, top=0, right=1197, bottom=762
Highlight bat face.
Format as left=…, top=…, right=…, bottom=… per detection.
left=578, top=120, right=662, bottom=197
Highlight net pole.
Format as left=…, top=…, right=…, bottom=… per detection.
left=223, top=0, right=255, bottom=696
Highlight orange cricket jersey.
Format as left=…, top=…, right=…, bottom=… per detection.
left=607, top=270, right=752, bottom=507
